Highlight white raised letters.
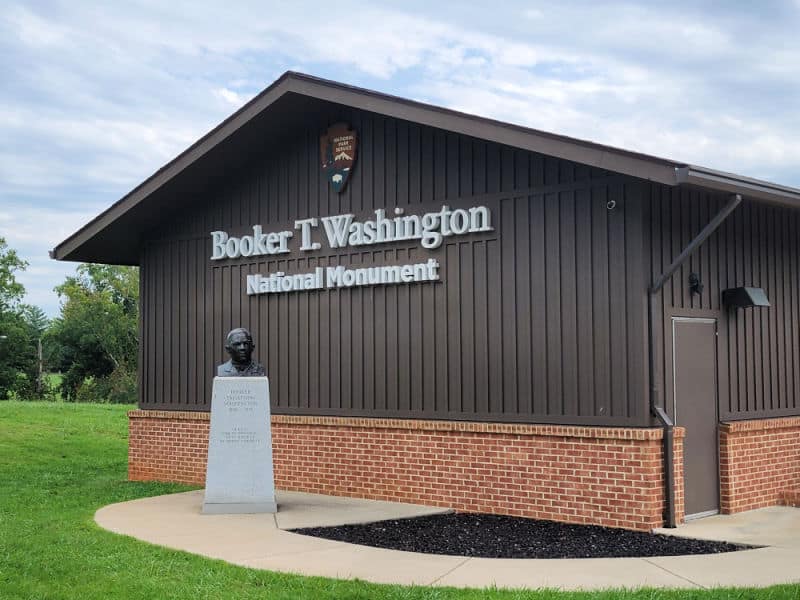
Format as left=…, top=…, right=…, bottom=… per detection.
left=212, top=204, right=492, bottom=261
left=214, top=204, right=490, bottom=295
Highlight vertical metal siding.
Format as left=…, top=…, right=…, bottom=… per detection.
left=139, top=107, right=647, bottom=424
left=647, top=187, right=800, bottom=420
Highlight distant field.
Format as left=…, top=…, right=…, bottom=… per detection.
left=45, top=372, right=63, bottom=399
left=45, top=372, right=62, bottom=387
left=1, top=402, right=798, bottom=599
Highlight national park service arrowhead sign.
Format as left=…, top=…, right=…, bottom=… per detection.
left=320, top=123, right=357, bottom=193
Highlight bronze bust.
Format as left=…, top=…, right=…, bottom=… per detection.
left=217, top=328, right=266, bottom=377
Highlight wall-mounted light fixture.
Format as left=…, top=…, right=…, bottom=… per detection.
left=721, top=287, right=770, bottom=308
left=689, top=273, right=703, bottom=296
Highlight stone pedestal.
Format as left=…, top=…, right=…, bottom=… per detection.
left=203, top=376, right=277, bottom=514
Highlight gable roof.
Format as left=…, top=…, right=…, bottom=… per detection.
left=51, top=71, right=800, bottom=265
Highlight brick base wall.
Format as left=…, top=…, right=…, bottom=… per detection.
left=128, top=411, right=211, bottom=485
left=781, top=489, right=800, bottom=508
left=719, top=417, right=800, bottom=513
left=129, top=411, right=685, bottom=531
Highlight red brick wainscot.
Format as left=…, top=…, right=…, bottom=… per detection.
left=128, top=411, right=685, bottom=531
left=719, top=417, right=800, bottom=513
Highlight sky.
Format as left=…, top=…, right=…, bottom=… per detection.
left=1, top=1, right=799, bottom=317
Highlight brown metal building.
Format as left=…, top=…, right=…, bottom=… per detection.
left=53, top=72, right=800, bottom=529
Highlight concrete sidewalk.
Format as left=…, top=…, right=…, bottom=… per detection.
left=95, top=490, right=800, bottom=591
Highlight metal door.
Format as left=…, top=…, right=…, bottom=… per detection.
left=672, top=317, right=719, bottom=519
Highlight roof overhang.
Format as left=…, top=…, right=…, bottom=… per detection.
left=675, top=165, right=800, bottom=208
left=51, top=71, right=800, bottom=265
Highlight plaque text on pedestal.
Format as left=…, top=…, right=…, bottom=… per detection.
left=203, top=376, right=277, bottom=514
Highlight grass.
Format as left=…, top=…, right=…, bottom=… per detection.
left=45, top=372, right=63, bottom=389
left=44, top=372, right=63, bottom=401
left=0, top=402, right=798, bottom=599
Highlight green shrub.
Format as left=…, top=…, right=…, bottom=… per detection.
left=101, top=366, right=138, bottom=404
left=73, top=367, right=137, bottom=404
left=2, top=372, right=59, bottom=402
left=74, top=377, right=100, bottom=403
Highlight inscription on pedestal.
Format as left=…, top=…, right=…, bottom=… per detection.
left=203, top=376, right=277, bottom=514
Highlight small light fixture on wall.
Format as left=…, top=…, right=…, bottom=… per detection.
left=722, top=287, right=770, bottom=308
left=689, top=272, right=703, bottom=296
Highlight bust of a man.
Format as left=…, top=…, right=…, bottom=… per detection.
left=217, top=327, right=266, bottom=377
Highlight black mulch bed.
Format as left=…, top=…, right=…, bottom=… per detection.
left=290, top=513, right=755, bottom=559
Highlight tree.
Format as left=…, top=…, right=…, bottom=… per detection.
left=0, top=238, right=25, bottom=309
left=49, top=264, right=139, bottom=402
left=20, top=305, right=49, bottom=392
left=0, top=310, right=38, bottom=398
left=0, top=237, right=39, bottom=399
left=22, top=305, right=48, bottom=337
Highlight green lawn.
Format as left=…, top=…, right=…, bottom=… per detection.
left=44, top=372, right=63, bottom=401
left=45, top=372, right=63, bottom=389
left=0, top=402, right=797, bottom=599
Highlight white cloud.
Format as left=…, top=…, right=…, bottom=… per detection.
left=0, top=204, right=97, bottom=251
left=1, top=0, right=799, bottom=315
left=0, top=205, right=99, bottom=316
left=7, top=5, right=67, bottom=47
left=523, top=8, right=544, bottom=20
left=214, top=87, right=253, bottom=107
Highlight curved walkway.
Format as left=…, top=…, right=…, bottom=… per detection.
left=95, top=490, right=800, bottom=591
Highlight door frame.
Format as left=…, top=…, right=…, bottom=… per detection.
left=671, top=316, right=720, bottom=520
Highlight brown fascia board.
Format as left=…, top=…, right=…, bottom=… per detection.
left=51, top=71, right=800, bottom=261
left=676, top=166, right=800, bottom=208
left=285, top=75, right=684, bottom=184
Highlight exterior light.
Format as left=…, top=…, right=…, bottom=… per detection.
left=689, top=273, right=703, bottom=296
left=721, top=287, right=770, bottom=308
